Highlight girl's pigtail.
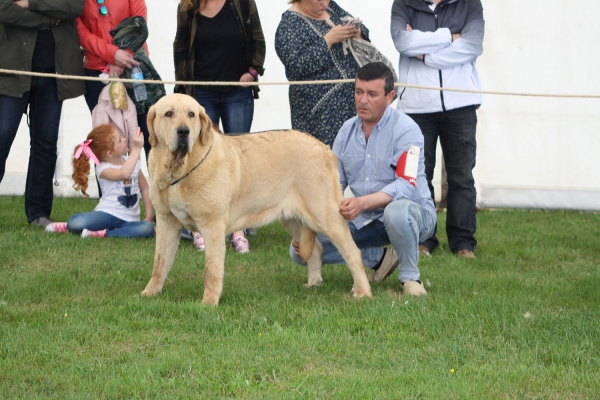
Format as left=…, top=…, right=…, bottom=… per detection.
left=72, top=145, right=91, bottom=197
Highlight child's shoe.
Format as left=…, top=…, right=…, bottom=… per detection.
left=193, top=233, right=205, bottom=251
left=45, top=222, right=68, bottom=233
left=231, top=235, right=250, bottom=254
left=81, top=229, right=107, bottom=238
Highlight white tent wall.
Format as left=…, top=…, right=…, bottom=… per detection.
left=1, top=0, right=599, bottom=210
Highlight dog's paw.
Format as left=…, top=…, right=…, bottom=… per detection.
left=351, top=285, right=373, bottom=298
left=304, top=276, right=323, bottom=288
left=142, top=282, right=162, bottom=297
left=201, top=295, right=220, bottom=306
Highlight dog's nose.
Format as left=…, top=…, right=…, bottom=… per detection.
left=177, top=126, right=189, bottom=138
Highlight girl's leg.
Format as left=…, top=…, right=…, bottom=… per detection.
left=67, top=211, right=121, bottom=233
left=106, top=221, right=155, bottom=238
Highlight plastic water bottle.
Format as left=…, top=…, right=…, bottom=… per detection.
left=131, top=66, right=147, bottom=101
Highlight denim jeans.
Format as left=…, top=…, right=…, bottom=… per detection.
left=194, top=87, right=254, bottom=134
left=67, top=211, right=154, bottom=238
left=407, top=105, right=478, bottom=253
left=0, top=68, right=63, bottom=223
left=84, top=69, right=151, bottom=158
left=289, top=199, right=436, bottom=283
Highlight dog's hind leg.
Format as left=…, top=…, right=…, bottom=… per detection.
left=201, top=223, right=227, bottom=306
left=143, top=213, right=183, bottom=296
left=281, top=219, right=323, bottom=287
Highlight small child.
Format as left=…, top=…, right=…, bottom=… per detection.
left=46, top=124, right=154, bottom=238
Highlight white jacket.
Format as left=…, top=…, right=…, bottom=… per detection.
left=391, top=0, right=484, bottom=114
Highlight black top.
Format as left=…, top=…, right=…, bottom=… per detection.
left=32, top=29, right=56, bottom=69
left=194, top=3, right=246, bottom=92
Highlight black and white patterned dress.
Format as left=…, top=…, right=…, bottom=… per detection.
left=275, top=1, right=369, bottom=146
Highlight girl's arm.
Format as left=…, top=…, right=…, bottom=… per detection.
left=100, top=128, right=144, bottom=181
left=138, top=171, right=154, bottom=222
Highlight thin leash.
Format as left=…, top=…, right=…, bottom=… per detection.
left=170, top=145, right=213, bottom=186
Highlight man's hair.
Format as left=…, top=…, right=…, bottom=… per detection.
left=356, top=62, right=395, bottom=95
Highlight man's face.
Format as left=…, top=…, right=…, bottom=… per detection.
left=354, top=78, right=395, bottom=125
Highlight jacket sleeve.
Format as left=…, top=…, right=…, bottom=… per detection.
left=28, top=0, right=84, bottom=21
left=248, top=0, right=265, bottom=75
left=173, top=6, right=190, bottom=82
left=129, top=0, right=147, bottom=20
left=424, top=1, right=484, bottom=69
left=0, top=0, right=53, bottom=28
left=76, top=15, right=120, bottom=66
left=391, top=1, right=451, bottom=57
left=329, top=0, right=370, bottom=42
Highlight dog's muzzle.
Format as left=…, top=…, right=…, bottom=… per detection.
left=177, top=126, right=190, bottom=149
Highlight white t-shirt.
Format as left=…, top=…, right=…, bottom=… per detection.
left=94, top=156, right=141, bottom=222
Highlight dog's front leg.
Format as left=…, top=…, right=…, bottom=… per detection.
left=201, top=226, right=227, bottom=306
left=142, top=213, right=182, bottom=296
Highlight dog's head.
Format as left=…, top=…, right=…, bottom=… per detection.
left=147, top=94, right=214, bottom=162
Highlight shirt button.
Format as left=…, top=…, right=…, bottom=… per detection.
left=366, top=177, right=370, bottom=181
left=367, top=154, right=371, bottom=158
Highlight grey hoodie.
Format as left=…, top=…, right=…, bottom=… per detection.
left=391, top=0, right=484, bottom=113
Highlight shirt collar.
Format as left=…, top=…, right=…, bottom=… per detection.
left=354, top=106, right=393, bottom=133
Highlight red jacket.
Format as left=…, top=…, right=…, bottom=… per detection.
left=76, top=0, right=149, bottom=70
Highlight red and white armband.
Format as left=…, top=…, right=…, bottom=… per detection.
left=392, top=145, right=420, bottom=187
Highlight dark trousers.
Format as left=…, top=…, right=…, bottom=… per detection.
left=0, top=68, right=63, bottom=223
left=407, top=105, right=478, bottom=253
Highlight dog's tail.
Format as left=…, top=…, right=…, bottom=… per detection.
left=298, top=229, right=316, bottom=263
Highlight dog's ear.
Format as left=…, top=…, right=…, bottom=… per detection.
left=147, top=105, right=157, bottom=147
left=197, top=106, right=212, bottom=146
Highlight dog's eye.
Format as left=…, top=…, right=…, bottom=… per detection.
left=188, top=112, right=195, bottom=118
left=165, top=111, right=173, bottom=118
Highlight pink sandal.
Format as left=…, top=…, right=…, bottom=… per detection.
left=231, top=235, right=249, bottom=253
left=193, top=233, right=205, bottom=251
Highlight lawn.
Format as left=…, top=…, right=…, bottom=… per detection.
left=1, top=196, right=599, bottom=399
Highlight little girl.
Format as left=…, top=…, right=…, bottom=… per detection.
left=46, top=124, right=154, bottom=238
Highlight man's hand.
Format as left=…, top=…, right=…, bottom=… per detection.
left=452, top=33, right=461, bottom=42
left=339, top=198, right=364, bottom=221
left=14, top=0, right=29, bottom=8
left=114, top=49, right=140, bottom=69
left=406, top=24, right=425, bottom=60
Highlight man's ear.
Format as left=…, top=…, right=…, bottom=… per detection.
left=147, top=105, right=157, bottom=147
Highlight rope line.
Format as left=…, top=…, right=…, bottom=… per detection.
left=1, top=68, right=599, bottom=99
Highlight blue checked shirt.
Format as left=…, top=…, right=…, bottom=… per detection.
left=332, top=106, right=436, bottom=230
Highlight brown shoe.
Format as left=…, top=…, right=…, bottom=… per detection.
left=456, top=249, right=476, bottom=259
left=418, top=245, right=431, bottom=257
left=369, top=248, right=399, bottom=283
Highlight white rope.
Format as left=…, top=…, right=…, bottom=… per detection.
left=1, top=68, right=599, bottom=99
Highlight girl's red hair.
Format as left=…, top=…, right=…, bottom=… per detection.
left=72, top=124, right=115, bottom=197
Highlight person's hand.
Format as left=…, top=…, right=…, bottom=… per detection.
left=291, top=239, right=300, bottom=256
left=109, top=64, right=124, bottom=78
left=406, top=25, right=425, bottom=60
left=132, top=127, right=144, bottom=150
left=324, top=24, right=359, bottom=48
left=14, top=0, right=29, bottom=8
left=452, top=33, right=461, bottom=42
left=239, top=72, right=255, bottom=88
left=114, top=49, right=140, bottom=69
left=339, top=198, right=364, bottom=221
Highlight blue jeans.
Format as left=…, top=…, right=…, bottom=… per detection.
left=0, top=68, right=63, bottom=223
left=407, top=105, right=478, bottom=254
left=289, top=199, right=436, bottom=283
left=194, top=87, right=254, bottom=134
left=68, top=211, right=154, bottom=238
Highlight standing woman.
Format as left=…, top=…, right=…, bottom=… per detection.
left=275, top=0, right=367, bottom=146
left=174, top=0, right=265, bottom=253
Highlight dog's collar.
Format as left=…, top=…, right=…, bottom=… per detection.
left=170, top=145, right=213, bottom=187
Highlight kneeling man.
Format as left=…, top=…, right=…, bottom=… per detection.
left=290, top=62, right=436, bottom=296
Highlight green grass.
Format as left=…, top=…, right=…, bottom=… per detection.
left=1, top=196, right=599, bottom=399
